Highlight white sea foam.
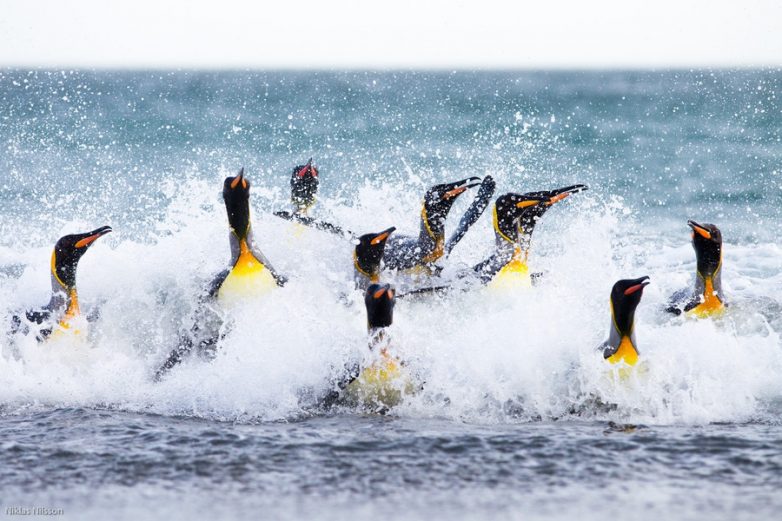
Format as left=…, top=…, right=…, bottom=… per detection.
left=1, top=175, right=780, bottom=425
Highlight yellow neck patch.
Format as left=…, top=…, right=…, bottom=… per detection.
left=422, top=238, right=445, bottom=264
left=606, top=336, right=638, bottom=366
left=687, top=276, right=725, bottom=318
left=51, top=289, right=84, bottom=338
left=218, top=240, right=276, bottom=305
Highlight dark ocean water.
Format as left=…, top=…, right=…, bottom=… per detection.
left=0, top=70, right=781, bottom=519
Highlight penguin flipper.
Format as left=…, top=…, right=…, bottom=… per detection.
left=153, top=336, right=194, bottom=382
left=665, top=288, right=694, bottom=316
left=445, top=175, right=496, bottom=256
left=320, top=362, right=361, bottom=409
left=250, top=247, right=288, bottom=287
left=273, top=210, right=353, bottom=239
left=207, top=270, right=231, bottom=299
left=397, top=285, right=452, bottom=299
left=155, top=275, right=229, bottom=381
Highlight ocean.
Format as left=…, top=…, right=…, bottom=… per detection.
left=0, top=70, right=780, bottom=520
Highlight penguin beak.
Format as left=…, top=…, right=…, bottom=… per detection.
left=623, top=276, right=651, bottom=296
left=75, top=226, right=112, bottom=248
left=547, top=192, right=571, bottom=205
left=442, top=177, right=481, bottom=200
left=370, top=227, right=396, bottom=245
left=230, top=168, right=248, bottom=189
left=688, top=220, right=712, bottom=240
left=443, top=186, right=468, bottom=200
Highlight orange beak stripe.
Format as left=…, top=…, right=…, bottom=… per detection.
left=624, top=284, right=645, bottom=296
left=443, top=186, right=467, bottom=200
left=75, top=234, right=102, bottom=248
left=692, top=226, right=711, bottom=240
left=370, top=232, right=390, bottom=245
left=548, top=192, right=570, bottom=205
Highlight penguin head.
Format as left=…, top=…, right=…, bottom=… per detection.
left=290, top=159, right=319, bottom=212
left=365, top=282, right=395, bottom=329
left=355, top=227, right=396, bottom=277
left=223, top=168, right=252, bottom=240
left=688, top=220, right=722, bottom=278
left=422, top=177, right=481, bottom=237
left=517, top=184, right=589, bottom=237
left=51, top=226, right=112, bottom=290
left=493, top=192, right=547, bottom=242
left=609, top=276, right=650, bottom=336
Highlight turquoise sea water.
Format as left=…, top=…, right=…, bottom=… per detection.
left=0, top=70, right=780, bottom=520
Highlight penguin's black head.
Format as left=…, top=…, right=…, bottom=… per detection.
left=365, top=282, right=395, bottom=329
left=688, top=220, right=722, bottom=277
left=517, top=184, right=589, bottom=237
left=422, top=177, right=481, bottom=237
left=610, top=276, right=650, bottom=336
left=494, top=192, right=547, bottom=242
left=223, top=168, right=251, bottom=240
left=51, top=226, right=112, bottom=290
left=355, top=227, right=396, bottom=276
left=290, top=159, right=319, bottom=212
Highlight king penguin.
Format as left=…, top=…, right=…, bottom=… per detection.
left=273, top=159, right=350, bottom=238
left=600, top=276, right=650, bottom=366
left=11, top=226, right=112, bottom=341
left=666, top=220, right=726, bottom=318
left=473, top=184, right=587, bottom=287
left=155, top=169, right=286, bottom=380
left=343, top=282, right=416, bottom=411
left=383, top=177, right=492, bottom=273
left=472, top=192, right=548, bottom=286
left=353, top=227, right=396, bottom=290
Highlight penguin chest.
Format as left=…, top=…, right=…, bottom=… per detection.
left=217, top=251, right=276, bottom=305
left=687, top=280, right=725, bottom=318
left=345, top=355, right=415, bottom=409
left=48, top=296, right=87, bottom=342
left=606, top=336, right=638, bottom=367
left=489, top=259, right=532, bottom=289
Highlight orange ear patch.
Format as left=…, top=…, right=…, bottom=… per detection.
left=230, top=176, right=242, bottom=189
left=516, top=200, right=539, bottom=208
left=374, top=288, right=387, bottom=299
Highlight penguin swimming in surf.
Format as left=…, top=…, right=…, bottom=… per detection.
left=10, top=226, right=112, bottom=341
left=383, top=176, right=495, bottom=274
left=332, top=282, right=415, bottom=411
left=354, top=227, right=395, bottom=290
left=666, top=220, right=726, bottom=318
left=472, top=184, right=587, bottom=287
left=472, top=192, right=548, bottom=286
left=155, top=169, right=286, bottom=380
left=600, top=276, right=650, bottom=366
left=273, top=159, right=351, bottom=238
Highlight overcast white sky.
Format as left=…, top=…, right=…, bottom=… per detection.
left=1, top=0, right=780, bottom=68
